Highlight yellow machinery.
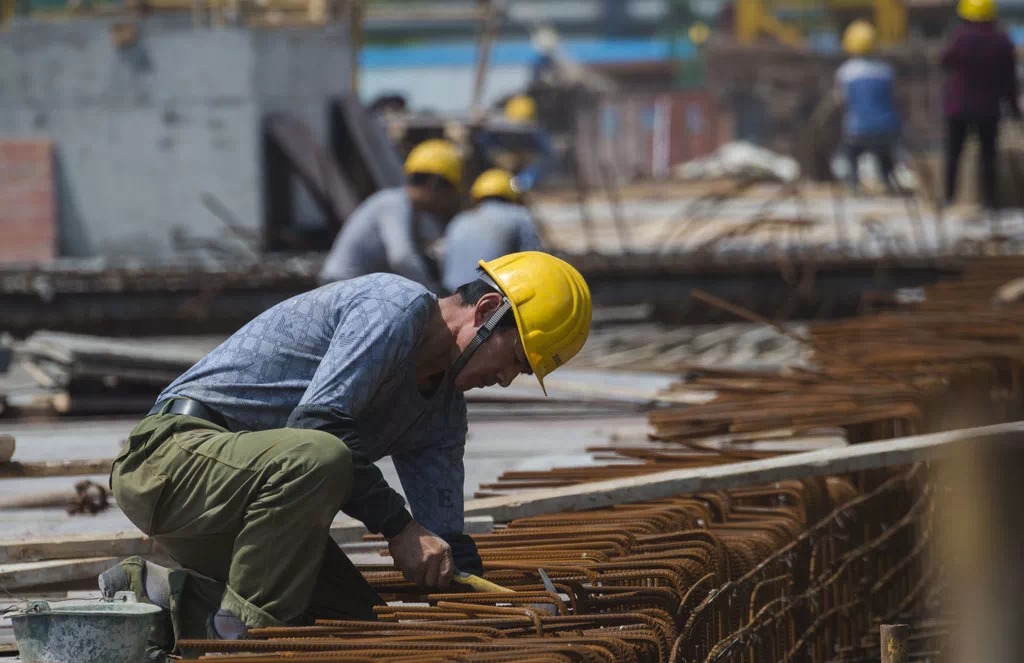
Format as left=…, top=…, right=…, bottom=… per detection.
left=736, top=0, right=907, bottom=47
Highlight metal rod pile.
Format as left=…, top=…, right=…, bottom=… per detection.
left=174, top=256, right=1024, bottom=662
left=181, top=466, right=928, bottom=663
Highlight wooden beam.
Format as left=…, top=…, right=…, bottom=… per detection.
left=0, top=516, right=494, bottom=564
left=0, top=435, right=13, bottom=464
left=0, top=458, right=114, bottom=479
left=464, top=421, right=1024, bottom=523
left=0, top=532, right=157, bottom=564
left=0, top=557, right=117, bottom=591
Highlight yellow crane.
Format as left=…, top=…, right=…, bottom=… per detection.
left=736, top=0, right=907, bottom=47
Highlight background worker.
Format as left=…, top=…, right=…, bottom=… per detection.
left=319, top=139, right=464, bottom=292
left=834, top=20, right=902, bottom=195
left=103, top=252, right=592, bottom=657
left=941, top=0, right=1020, bottom=210
left=443, top=169, right=544, bottom=293
left=471, top=94, right=554, bottom=196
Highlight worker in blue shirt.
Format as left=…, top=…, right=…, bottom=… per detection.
left=834, top=21, right=902, bottom=194
left=443, top=169, right=544, bottom=293
left=472, top=95, right=554, bottom=197
left=100, top=253, right=592, bottom=658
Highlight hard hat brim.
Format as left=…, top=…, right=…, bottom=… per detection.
left=477, top=258, right=547, bottom=396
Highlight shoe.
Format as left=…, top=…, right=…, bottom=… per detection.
left=98, top=556, right=147, bottom=601
left=99, top=556, right=174, bottom=653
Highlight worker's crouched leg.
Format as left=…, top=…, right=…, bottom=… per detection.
left=113, top=418, right=354, bottom=638
left=221, top=430, right=353, bottom=629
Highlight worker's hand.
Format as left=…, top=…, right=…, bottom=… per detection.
left=388, top=520, right=454, bottom=589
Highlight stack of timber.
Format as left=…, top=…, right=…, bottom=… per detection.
left=11, top=332, right=210, bottom=417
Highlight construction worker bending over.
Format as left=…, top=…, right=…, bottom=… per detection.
left=941, top=0, right=1020, bottom=210
left=319, top=139, right=464, bottom=292
left=102, top=252, right=591, bottom=658
left=443, top=169, right=544, bottom=293
left=834, top=21, right=902, bottom=195
left=473, top=95, right=554, bottom=196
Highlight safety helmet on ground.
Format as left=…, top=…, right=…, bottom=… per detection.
left=479, top=252, right=591, bottom=393
left=471, top=169, right=521, bottom=203
left=958, top=0, right=995, bottom=21
left=504, top=95, right=538, bottom=124
left=404, top=139, right=464, bottom=190
left=842, top=20, right=876, bottom=56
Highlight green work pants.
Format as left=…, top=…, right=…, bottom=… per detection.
left=111, top=413, right=385, bottom=644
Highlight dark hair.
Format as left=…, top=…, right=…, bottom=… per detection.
left=407, top=172, right=457, bottom=194
left=455, top=279, right=517, bottom=329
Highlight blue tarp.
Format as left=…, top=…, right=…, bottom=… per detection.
left=361, top=37, right=697, bottom=69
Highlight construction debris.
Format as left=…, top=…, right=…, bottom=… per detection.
left=0, top=480, right=109, bottom=515
left=674, top=141, right=800, bottom=183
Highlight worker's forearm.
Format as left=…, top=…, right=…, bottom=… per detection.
left=287, top=405, right=412, bottom=538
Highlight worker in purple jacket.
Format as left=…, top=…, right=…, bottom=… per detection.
left=941, top=0, right=1021, bottom=209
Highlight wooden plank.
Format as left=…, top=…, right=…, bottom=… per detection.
left=0, top=435, right=13, bottom=464
left=464, top=421, right=1024, bottom=523
left=0, top=458, right=113, bottom=479
left=0, top=557, right=117, bottom=591
left=0, top=532, right=158, bottom=565
left=0, top=516, right=495, bottom=564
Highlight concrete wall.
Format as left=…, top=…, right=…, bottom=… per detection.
left=0, top=18, right=350, bottom=260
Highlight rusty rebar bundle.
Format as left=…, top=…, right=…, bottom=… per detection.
left=173, top=255, right=1024, bottom=663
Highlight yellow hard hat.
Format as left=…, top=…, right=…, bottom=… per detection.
left=504, top=95, right=538, bottom=124
left=842, top=20, right=876, bottom=56
left=958, top=0, right=995, bottom=21
left=405, top=139, right=463, bottom=190
left=471, top=169, right=521, bottom=203
left=689, top=22, right=711, bottom=46
left=479, top=252, right=592, bottom=393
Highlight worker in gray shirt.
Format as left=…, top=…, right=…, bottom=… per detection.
left=102, top=252, right=592, bottom=658
left=320, top=139, right=465, bottom=292
left=443, top=169, right=544, bottom=293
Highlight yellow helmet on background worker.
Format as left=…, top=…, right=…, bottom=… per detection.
left=404, top=139, right=464, bottom=190
left=958, top=0, right=995, bottom=21
left=479, top=252, right=591, bottom=393
left=842, top=20, right=876, bottom=55
left=504, top=95, right=538, bottom=124
left=689, top=21, right=711, bottom=46
left=471, top=169, right=521, bottom=203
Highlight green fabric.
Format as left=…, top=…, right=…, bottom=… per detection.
left=111, top=413, right=385, bottom=652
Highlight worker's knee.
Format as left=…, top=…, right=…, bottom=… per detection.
left=277, top=431, right=353, bottom=502
left=310, top=431, right=352, bottom=475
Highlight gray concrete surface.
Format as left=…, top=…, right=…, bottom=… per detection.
left=0, top=17, right=350, bottom=259
left=0, top=406, right=648, bottom=540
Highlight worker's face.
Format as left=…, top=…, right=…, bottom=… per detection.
left=454, top=294, right=532, bottom=392
left=408, top=177, right=461, bottom=217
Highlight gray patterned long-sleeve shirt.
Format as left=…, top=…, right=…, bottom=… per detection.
left=158, top=274, right=468, bottom=539
left=319, top=188, right=446, bottom=293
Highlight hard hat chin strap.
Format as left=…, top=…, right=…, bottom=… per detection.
left=451, top=298, right=513, bottom=378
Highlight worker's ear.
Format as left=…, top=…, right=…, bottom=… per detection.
left=473, top=293, right=505, bottom=327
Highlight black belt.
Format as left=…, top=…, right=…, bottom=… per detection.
left=148, top=397, right=228, bottom=428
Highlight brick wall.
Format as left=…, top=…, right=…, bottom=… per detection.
left=0, top=140, right=56, bottom=265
